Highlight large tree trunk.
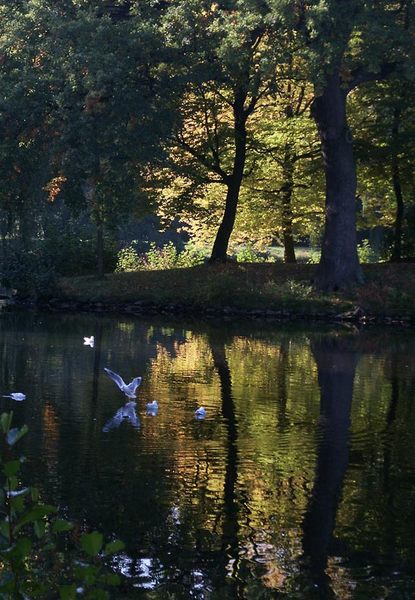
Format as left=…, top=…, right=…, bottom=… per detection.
left=390, top=107, right=404, bottom=262
left=209, top=102, right=247, bottom=263
left=312, top=73, right=363, bottom=290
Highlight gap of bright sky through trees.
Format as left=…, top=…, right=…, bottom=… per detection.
left=0, top=0, right=414, bottom=290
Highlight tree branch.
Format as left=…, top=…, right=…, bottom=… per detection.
left=347, top=62, right=400, bottom=93
left=174, top=132, right=230, bottom=183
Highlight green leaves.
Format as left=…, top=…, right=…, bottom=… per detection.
left=60, top=584, right=77, bottom=600
left=52, top=519, right=74, bottom=533
left=3, top=460, right=20, bottom=478
left=80, top=531, right=103, bottom=557
left=78, top=531, right=124, bottom=558
left=0, top=412, right=14, bottom=434
left=5, top=537, right=32, bottom=562
left=15, top=504, right=57, bottom=532
left=103, top=539, right=125, bottom=556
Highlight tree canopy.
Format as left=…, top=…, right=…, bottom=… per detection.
left=0, top=0, right=414, bottom=283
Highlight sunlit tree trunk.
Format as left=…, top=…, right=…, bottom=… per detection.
left=209, top=98, right=247, bottom=263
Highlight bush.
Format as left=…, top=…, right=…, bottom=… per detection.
left=357, top=239, right=380, bottom=263
left=306, top=242, right=381, bottom=265
left=307, top=248, right=321, bottom=264
left=44, top=234, right=118, bottom=276
left=143, top=241, right=178, bottom=270
left=176, top=242, right=207, bottom=268
left=115, top=245, right=141, bottom=273
left=115, top=241, right=207, bottom=272
left=0, top=247, right=57, bottom=298
left=235, top=245, right=269, bottom=263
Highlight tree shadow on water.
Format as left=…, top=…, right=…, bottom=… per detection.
left=301, top=334, right=360, bottom=599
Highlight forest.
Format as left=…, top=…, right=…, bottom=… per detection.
left=0, top=0, right=414, bottom=296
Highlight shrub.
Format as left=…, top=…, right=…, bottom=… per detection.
left=0, top=247, right=57, bottom=298
left=44, top=234, right=118, bottom=276
left=306, top=242, right=381, bottom=265
left=235, top=245, right=268, bottom=263
left=307, top=248, right=321, bottom=264
left=175, top=242, right=207, bottom=268
left=357, top=239, right=379, bottom=263
left=143, top=241, right=178, bottom=270
left=115, top=241, right=207, bottom=272
left=115, top=245, right=141, bottom=273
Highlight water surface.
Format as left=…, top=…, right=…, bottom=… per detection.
left=1, top=309, right=415, bottom=599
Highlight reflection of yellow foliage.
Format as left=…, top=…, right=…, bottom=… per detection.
left=326, top=559, right=356, bottom=600
left=42, top=403, right=60, bottom=478
left=142, top=330, right=322, bottom=575
left=262, top=565, right=287, bottom=589
left=117, top=322, right=134, bottom=334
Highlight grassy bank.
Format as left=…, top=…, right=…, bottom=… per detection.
left=53, top=262, right=415, bottom=320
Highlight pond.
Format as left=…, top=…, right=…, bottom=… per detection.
left=1, top=309, right=415, bottom=599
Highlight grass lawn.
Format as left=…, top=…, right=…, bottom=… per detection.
left=56, top=262, right=415, bottom=318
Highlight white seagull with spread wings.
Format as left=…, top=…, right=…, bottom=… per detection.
left=104, top=368, right=142, bottom=398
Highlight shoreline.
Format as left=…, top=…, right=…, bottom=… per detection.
left=7, top=262, right=415, bottom=327
left=11, top=296, right=414, bottom=327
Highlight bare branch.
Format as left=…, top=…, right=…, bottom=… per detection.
left=174, top=132, right=230, bottom=183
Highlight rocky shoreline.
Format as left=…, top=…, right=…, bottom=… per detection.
left=9, top=296, right=414, bottom=327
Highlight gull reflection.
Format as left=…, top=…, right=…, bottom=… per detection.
left=194, top=406, right=206, bottom=419
left=146, top=400, right=159, bottom=416
left=102, top=401, right=140, bottom=432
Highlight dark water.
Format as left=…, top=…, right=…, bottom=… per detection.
left=1, top=309, right=415, bottom=599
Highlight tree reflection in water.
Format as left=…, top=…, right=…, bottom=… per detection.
left=209, top=332, right=242, bottom=598
left=302, top=335, right=359, bottom=598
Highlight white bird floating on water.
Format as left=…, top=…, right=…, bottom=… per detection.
left=3, top=393, right=26, bottom=402
left=146, top=400, right=159, bottom=415
left=83, top=336, right=94, bottom=347
left=104, top=368, right=142, bottom=398
left=102, top=401, right=140, bottom=432
left=195, top=407, right=206, bottom=419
